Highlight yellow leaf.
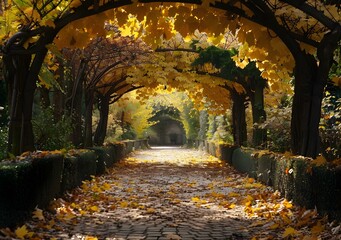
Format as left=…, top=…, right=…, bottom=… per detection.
left=228, top=203, right=236, bottom=209
left=32, top=207, right=45, bottom=221
left=282, top=214, right=292, bottom=225
left=90, top=206, right=99, bottom=212
left=283, top=227, right=298, bottom=238
left=249, top=220, right=266, bottom=227
left=228, top=192, right=240, bottom=198
left=15, top=225, right=28, bottom=239
left=101, top=183, right=111, bottom=190
left=146, top=208, right=156, bottom=214
left=85, top=236, right=98, bottom=240
left=247, top=178, right=255, bottom=184
left=282, top=200, right=293, bottom=209
left=120, top=201, right=129, bottom=208
left=269, top=223, right=280, bottom=230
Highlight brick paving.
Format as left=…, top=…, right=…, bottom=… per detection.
left=2, top=147, right=339, bottom=240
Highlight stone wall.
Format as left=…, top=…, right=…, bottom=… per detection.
left=199, top=142, right=341, bottom=221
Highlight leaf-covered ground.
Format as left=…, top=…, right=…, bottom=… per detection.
left=1, top=147, right=340, bottom=240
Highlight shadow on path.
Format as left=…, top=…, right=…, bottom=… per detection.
left=3, top=148, right=336, bottom=240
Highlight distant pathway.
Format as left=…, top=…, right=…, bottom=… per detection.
left=4, top=147, right=338, bottom=239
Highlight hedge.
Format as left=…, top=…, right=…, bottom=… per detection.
left=0, top=140, right=147, bottom=228
left=206, top=142, right=341, bottom=221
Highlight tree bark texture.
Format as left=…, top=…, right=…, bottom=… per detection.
left=3, top=49, right=32, bottom=155
left=249, top=78, right=267, bottom=147
left=94, top=96, right=110, bottom=146
left=291, top=26, right=341, bottom=158
left=66, top=60, right=87, bottom=147
left=231, top=90, right=247, bottom=146
left=84, top=89, right=95, bottom=147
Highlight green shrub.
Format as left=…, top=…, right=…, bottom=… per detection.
left=32, top=106, right=73, bottom=151
left=258, top=106, right=291, bottom=153
left=320, top=85, right=341, bottom=161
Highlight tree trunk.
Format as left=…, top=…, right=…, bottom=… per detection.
left=291, top=52, right=318, bottom=157
left=3, top=49, right=32, bottom=156
left=84, top=89, right=94, bottom=147
left=250, top=78, right=267, bottom=147
left=291, top=26, right=341, bottom=158
left=94, top=96, right=110, bottom=146
left=70, top=80, right=83, bottom=147
left=21, top=49, right=48, bottom=153
left=66, top=60, right=87, bottom=147
left=231, top=90, right=247, bottom=146
left=52, top=60, right=65, bottom=122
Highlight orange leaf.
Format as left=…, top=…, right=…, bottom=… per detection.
left=311, top=221, right=324, bottom=235
left=312, top=155, right=327, bottom=167
left=283, top=227, right=298, bottom=238
left=85, top=236, right=98, bottom=240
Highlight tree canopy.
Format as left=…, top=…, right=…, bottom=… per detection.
left=0, top=0, right=340, bottom=157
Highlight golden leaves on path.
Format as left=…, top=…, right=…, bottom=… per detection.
left=0, top=149, right=338, bottom=239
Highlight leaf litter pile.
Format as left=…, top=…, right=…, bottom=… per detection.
left=1, top=147, right=340, bottom=240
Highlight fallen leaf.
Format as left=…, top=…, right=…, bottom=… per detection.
left=33, top=207, right=45, bottom=221
left=146, top=208, right=156, bottom=214
left=249, top=220, right=267, bottom=227
left=311, top=221, right=324, bottom=235
left=89, top=206, right=99, bottom=212
left=302, top=236, right=319, bottom=240
left=85, top=236, right=98, bottom=240
left=283, top=227, right=298, bottom=238
left=228, top=203, right=236, bottom=209
left=15, top=225, right=28, bottom=239
left=228, top=192, right=240, bottom=197
left=311, top=155, right=327, bottom=166
left=269, top=223, right=280, bottom=230
left=282, top=200, right=293, bottom=209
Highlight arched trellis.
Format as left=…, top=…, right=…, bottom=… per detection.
left=1, top=0, right=340, bottom=157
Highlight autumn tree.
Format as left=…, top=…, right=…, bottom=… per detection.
left=0, top=0, right=340, bottom=157
left=192, top=46, right=267, bottom=146
left=218, top=1, right=340, bottom=158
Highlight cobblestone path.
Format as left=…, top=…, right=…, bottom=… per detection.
left=6, top=147, right=339, bottom=240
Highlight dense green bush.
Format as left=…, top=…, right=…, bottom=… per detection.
left=258, top=106, right=291, bottom=153
left=206, top=114, right=233, bottom=144
left=32, top=107, right=73, bottom=151
left=0, top=126, right=8, bottom=160
left=320, top=83, right=341, bottom=161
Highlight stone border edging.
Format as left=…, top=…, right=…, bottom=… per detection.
left=194, top=140, right=341, bottom=221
